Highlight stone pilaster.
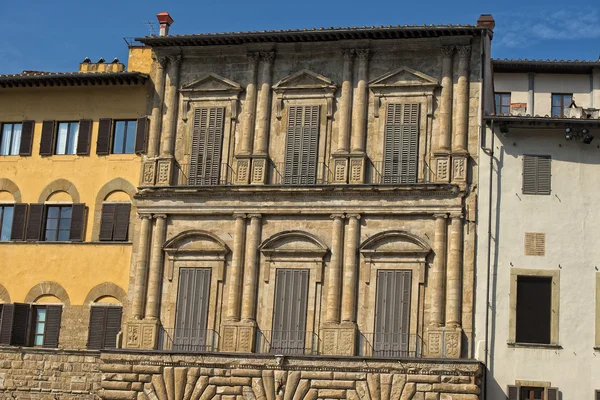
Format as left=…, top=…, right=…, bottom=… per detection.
left=434, top=46, right=454, bottom=183
left=331, top=49, right=355, bottom=184
left=430, top=214, right=448, bottom=328
left=160, top=55, right=182, bottom=158
left=445, top=214, right=463, bottom=328
left=144, top=214, right=167, bottom=320
left=250, top=51, right=274, bottom=185
left=225, top=213, right=247, bottom=322
left=325, top=213, right=345, bottom=324
left=147, top=55, right=167, bottom=158
left=350, top=49, right=369, bottom=153
left=131, top=214, right=153, bottom=320
left=453, top=45, right=470, bottom=154
left=341, top=214, right=360, bottom=324
left=241, top=214, right=262, bottom=322
left=240, top=52, right=260, bottom=156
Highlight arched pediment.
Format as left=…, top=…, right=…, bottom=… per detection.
left=164, top=230, right=230, bottom=255
left=260, top=230, right=329, bottom=258
left=359, top=230, right=431, bottom=260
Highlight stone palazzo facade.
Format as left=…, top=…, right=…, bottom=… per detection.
left=121, top=15, right=491, bottom=400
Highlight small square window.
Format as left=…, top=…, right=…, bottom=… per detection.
left=495, top=93, right=511, bottom=115
left=551, top=93, right=572, bottom=117
left=1, top=123, right=22, bottom=156
left=55, top=122, right=79, bottom=155
left=522, top=155, right=551, bottom=195
left=112, top=120, right=137, bottom=154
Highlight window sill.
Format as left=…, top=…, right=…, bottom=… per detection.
left=0, top=241, right=132, bottom=245
left=103, top=154, right=140, bottom=161
left=507, top=342, right=562, bottom=349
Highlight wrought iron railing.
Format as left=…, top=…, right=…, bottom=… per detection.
left=358, top=332, right=422, bottom=358
left=366, top=160, right=427, bottom=185
left=175, top=161, right=237, bottom=186
left=255, top=330, right=320, bottom=355
left=158, top=327, right=219, bottom=352
left=269, top=162, right=332, bottom=185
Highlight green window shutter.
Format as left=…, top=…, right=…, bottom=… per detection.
left=174, top=268, right=212, bottom=351
left=19, top=120, right=35, bottom=156
left=374, top=270, right=412, bottom=356
left=189, top=108, right=225, bottom=186
left=271, top=269, right=310, bottom=354
left=522, top=155, right=551, bottom=195
left=69, top=204, right=86, bottom=242
left=284, top=105, right=320, bottom=185
left=26, top=204, right=45, bottom=241
left=76, top=119, right=92, bottom=155
left=39, top=120, right=56, bottom=156
left=10, top=204, right=28, bottom=241
left=43, top=305, right=62, bottom=348
left=383, top=104, right=419, bottom=184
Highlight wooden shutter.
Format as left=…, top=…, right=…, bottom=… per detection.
left=507, top=386, right=518, bottom=400
left=11, top=303, right=30, bottom=346
left=174, top=268, right=212, bottom=351
left=104, top=306, right=122, bottom=348
left=10, top=203, right=28, bottom=241
left=595, top=389, right=600, bottom=400
left=189, top=108, right=225, bottom=186
left=271, top=269, right=309, bottom=354
left=26, top=204, right=45, bottom=241
left=0, top=304, right=14, bottom=345
left=383, top=104, right=419, bottom=184
left=373, top=270, right=411, bottom=357
left=87, top=306, right=106, bottom=349
left=76, top=119, right=92, bottom=155
left=69, top=204, right=86, bottom=242
left=43, top=305, right=62, bottom=348
left=19, top=120, right=35, bottom=156
left=99, top=203, right=116, bottom=241
left=523, top=155, right=551, bottom=195
left=284, top=106, right=320, bottom=185
left=39, top=120, right=55, bottom=156
left=546, top=388, right=558, bottom=400
left=134, top=117, right=148, bottom=154
left=113, top=203, right=131, bottom=241
left=96, top=118, right=112, bottom=155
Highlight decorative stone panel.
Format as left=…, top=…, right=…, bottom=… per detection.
left=434, top=156, right=450, bottom=183
left=124, top=320, right=159, bottom=350
left=320, top=323, right=357, bottom=356
left=220, top=322, right=257, bottom=353
left=156, top=158, right=173, bottom=186
left=348, top=157, right=365, bottom=184
left=251, top=157, right=268, bottom=185
left=451, top=155, right=467, bottom=183
left=332, top=157, right=349, bottom=184
left=142, top=160, right=157, bottom=186
left=235, top=158, right=251, bottom=184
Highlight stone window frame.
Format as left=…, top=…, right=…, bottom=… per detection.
left=509, top=380, right=558, bottom=400
left=178, top=73, right=243, bottom=184
left=369, top=67, right=439, bottom=183
left=508, top=268, right=560, bottom=347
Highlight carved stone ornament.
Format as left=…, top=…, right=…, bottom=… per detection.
left=179, top=72, right=243, bottom=121
left=272, top=69, right=338, bottom=119
left=456, top=45, right=472, bottom=58
left=441, top=45, right=455, bottom=57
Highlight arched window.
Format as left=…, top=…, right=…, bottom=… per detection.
left=99, top=191, right=131, bottom=242
left=87, top=296, right=123, bottom=349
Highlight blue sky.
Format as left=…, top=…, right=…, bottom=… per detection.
left=1, top=0, right=599, bottom=74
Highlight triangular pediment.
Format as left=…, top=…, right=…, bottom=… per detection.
left=273, top=69, right=337, bottom=91
left=369, top=67, right=439, bottom=88
left=180, top=73, right=243, bottom=93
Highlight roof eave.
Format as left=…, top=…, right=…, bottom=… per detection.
left=0, top=72, right=149, bottom=89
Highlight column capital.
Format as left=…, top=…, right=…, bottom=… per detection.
left=260, top=51, right=275, bottom=63
left=331, top=213, right=346, bottom=220
left=441, top=46, right=455, bottom=58
left=138, top=214, right=153, bottom=220
left=346, top=213, right=361, bottom=220
left=341, top=49, right=355, bottom=61
left=153, top=214, right=167, bottom=220
left=167, top=55, right=182, bottom=67
left=233, top=213, right=248, bottom=219
left=433, top=213, right=449, bottom=219
left=449, top=213, right=464, bottom=220
left=246, top=51, right=260, bottom=63
left=247, top=213, right=263, bottom=220
left=152, top=55, right=168, bottom=69
left=356, top=49, right=370, bottom=61
left=456, top=45, right=471, bottom=58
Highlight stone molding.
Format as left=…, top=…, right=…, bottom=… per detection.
left=83, top=282, right=127, bottom=306
left=91, top=177, right=137, bottom=241
left=272, top=69, right=338, bottom=119
left=24, top=281, right=71, bottom=305
left=179, top=72, right=243, bottom=122
left=37, top=178, right=80, bottom=203
left=0, top=283, right=10, bottom=303
left=0, top=178, right=21, bottom=203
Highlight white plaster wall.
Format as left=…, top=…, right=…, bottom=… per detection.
left=494, top=72, right=528, bottom=106
left=475, top=125, right=600, bottom=399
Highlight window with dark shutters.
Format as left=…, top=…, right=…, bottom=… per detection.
left=76, top=119, right=92, bottom=155
left=507, top=386, right=518, bottom=400
left=595, top=389, right=600, bottom=400
left=99, top=203, right=130, bottom=241
left=0, top=304, right=14, bottom=345
left=26, top=204, right=45, bottom=241
left=284, top=105, right=320, bottom=185
left=11, top=303, right=30, bottom=346
left=546, top=388, right=558, bottom=400
left=174, top=268, right=212, bottom=351
left=189, top=107, right=225, bottom=186
left=516, top=276, right=552, bottom=344
left=99, top=203, right=116, bottom=241
left=134, top=117, right=148, bottom=154
left=19, top=120, right=35, bottom=156
left=10, top=204, right=28, bottom=241
left=383, top=103, right=419, bottom=184
left=522, top=155, right=551, bottom=195
left=87, top=306, right=122, bottom=349
left=96, top=118, right=112, bottom=155
left=69, top=204, right=86, bottom=241
left=42, top=305, right=62, bottom=348
left=39, top=120, right=56, bottom=156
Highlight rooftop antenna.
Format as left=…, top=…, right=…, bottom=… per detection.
left=145, top=21, right=157, bottom=36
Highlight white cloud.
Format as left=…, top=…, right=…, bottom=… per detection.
left=495, top=8, right=600, bottom=49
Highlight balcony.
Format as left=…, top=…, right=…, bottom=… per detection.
left=255, top=330, right=320, bottom=355
left=358, top=332, right=422, bottom=358
left=158, top=327, right=220, bottom=352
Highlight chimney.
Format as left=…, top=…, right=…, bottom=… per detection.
left=477, top=14, right=495, bottom=31
left=157, top=12, right=174, bottom=36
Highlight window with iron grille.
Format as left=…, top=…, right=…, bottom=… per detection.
left=551, top=93, right=572, bottom=117
left=495, top=92, right=511, bottom=115
left=189, top=107, right=225, bottom=186
left=284, top=105, right=320, bottom=185
left=522, top=155, right=551, bottom=195
left=383, top=103, right=419, bottom=184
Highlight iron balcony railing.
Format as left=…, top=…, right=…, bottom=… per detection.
left=158, top=327, right=219, bottom=353
left=175, top=162, right=237, bottom=186
left=358, top=332, right=422, bottom=358
left=270, top=162, right=333, bottom=185
left=366, top=160, right=427, bottom=185
left=255, top=330, right=320, bottom=355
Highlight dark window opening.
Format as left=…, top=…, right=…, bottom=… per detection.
left=551, top=93, right=573, bottom=117
left=495, top=92, right=511, bottom=115
left=516, top=276, right=552, bottom=344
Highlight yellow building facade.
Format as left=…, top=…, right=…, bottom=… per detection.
left=0, top=57, right=151, bottom=349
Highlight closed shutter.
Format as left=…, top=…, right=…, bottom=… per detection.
left=189, top=108, right=225, bottom=186
left=26, top=204, right=45, bottom=241
left=0, top=304, right=14, bottom=345
left=39, top=120, right=56, bottom=156
left=174, top=268, right=212, bottom=351
left=76, top=119, right=92, bottom=155
left=104, top=306, right=122, bottom=348
left=96, top=118, right=112, bottom=155
left=595, top=389, right=600, bottom=400
left=271, top=269, right=309, bottom=354
left=69, top=204, right=86, bottom=242
left=373, top=270, right=411, bottom=357
left=10, top=204, right=28, bottom=241
left=113, top=204, right=131, bottom=241
left=43, top=305, right=62, bottom=348
left=383, top=104, right=419, bottom=184
left=11, top=303, right=30, bottom=346
left=19, top=120, right=35, bottom=156
left=99, top=203, right=116, bottom=241
left=134, top=117, right=148, bottom=154
left=284, top=106, right=320, bottom=185
left=547, top=388, right=558, bottom=400
left=507, top=386, right=518, bottom=400
left=87, top=306, right=106, bottom=349
left=522, top=155, right=551, bottom=195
